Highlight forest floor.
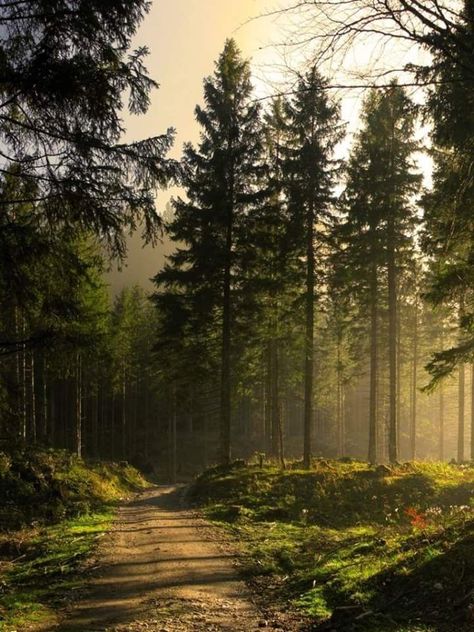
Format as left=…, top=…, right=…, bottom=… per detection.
left=54, top=486, right=303, bottom=632
left=0, top=449, right=149, bottom=631
left=2, top=458, right=473, bottom=631
left=190, top=460, right=474, bottom=632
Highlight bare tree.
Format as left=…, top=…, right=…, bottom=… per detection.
left=261, top=1, right=471, bottom=85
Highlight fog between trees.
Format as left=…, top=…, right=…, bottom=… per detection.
left=1, top=1, right=474, bottom=476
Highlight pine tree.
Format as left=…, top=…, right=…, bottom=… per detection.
left=0, top=0, right=177, bottom=257
left=422, top=5, right=474, bottom=434
left=340, top=85, right=420, bottom=464
left=278, top=68, right=342, bottom=469
left=153, top=40, right=264, bottom=465
left=242, top=97, right=301, bottom=464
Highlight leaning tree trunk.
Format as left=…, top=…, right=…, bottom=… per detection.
left=303, top=201, right=315, bottom=470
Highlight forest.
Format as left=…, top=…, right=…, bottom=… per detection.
left=0, top=1, right=473, bottom=631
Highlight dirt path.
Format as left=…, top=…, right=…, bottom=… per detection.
left=56, top=486, right=296, bottom=632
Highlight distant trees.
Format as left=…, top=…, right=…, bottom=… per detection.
left=0, top=1, right=178, bottom=466
left=0, top=261, right=164, bottom=462
left=267, top=0, right=474, bottom=463
left=149, top=36, right=473, bottom=469
left=1, top=3, right=473, bottom=471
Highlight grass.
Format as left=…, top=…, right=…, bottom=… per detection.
left=0, top=447, right=149, bottom=631
left=0, top=511, right=113, bottom=631
left=190, top=459, right=474, bottom=632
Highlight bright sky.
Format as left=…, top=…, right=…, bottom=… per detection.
left=110, top=0, right=272, bottom=293
left=124, top=0, right=273, bottom=152
left=109, top=0, right=431, bottom=294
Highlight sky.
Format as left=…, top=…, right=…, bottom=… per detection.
left=108, top=0, right=273, bottom=293
left=108, top=0, right=430, bottom=294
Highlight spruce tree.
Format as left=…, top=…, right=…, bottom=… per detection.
left=278, top=68, right=342, bottom=469
left=0, top=1, right=178, bottom=260
left=340, top=85, right=420, bottom=463
left=153, top=40, right=264, bottom=465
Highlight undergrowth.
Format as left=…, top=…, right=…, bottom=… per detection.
left=0, top=447, right=148, bottom=631
left=190, top=459, right=474, bottom=632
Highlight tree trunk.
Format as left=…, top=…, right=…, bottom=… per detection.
left=471, top=364, right=474, bottom=461
left=75, top=353, right=82, bottom=457
left=143, top=374, right=150, bottom=459
left=458, top=362, right=465, bottom=462
left=384, top=103, right=400, bottom=464
left=396, top=302, right=401, bottom=453
left=368, top=258, right=378, bottom=465
left=13, top=308, right=22, bottom=439
left=439, top=384, right=444, bottom=461
left=28, top=350, right=37, bottom=443
left=219, top=183, right=233, bottom=466
left=34, top=352, right=48, bottom=443
left=49, top=380, right=55, bottom=446
left=169, top=386, right=177, bottom=483
left=336, top=330, right=345, bottom=458
left=270, top=338, right=282, bottom=461
left=20, top=320, right=27, bottom=441
left=269, top=338, right=285, bottom=468
left=121, top=366, right=127, bottom=459
left=387, top=219, right=398, bottom=464
left=303, top=202, right=315, bottom=470
left=91, top=379, right=99, bottom=459
left=410, top=298, right=418, bottom=461
left=264, top=346, right=272, bottom=455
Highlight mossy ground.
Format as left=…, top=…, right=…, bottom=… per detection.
left=0, top=447, right=149, bottom=631
left=190, top=459, right=474, bottom=632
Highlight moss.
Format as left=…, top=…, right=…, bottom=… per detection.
left=0, top=447, right=148, bottom=531
left=0, top=448, right=149, bottom=631
left=191, top=460, right=474, bottom=632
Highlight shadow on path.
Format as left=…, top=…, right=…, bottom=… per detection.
left=56, top=486, right=266, bottom=632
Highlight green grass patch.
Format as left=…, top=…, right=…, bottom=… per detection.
left=0, top=510, right=113, bottom=631
left=190, top=459, right=474, bottom=632
left=0, top=447, right=149, bottom=631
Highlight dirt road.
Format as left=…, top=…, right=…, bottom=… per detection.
left=57, top=486, right=296, bottom=632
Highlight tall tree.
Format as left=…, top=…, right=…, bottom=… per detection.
left=278, top=68, right=342, bottom=469
left=340, top=85, right=420, bottom=463
left=422, top=4, right=474, bottom=412
left=153, top=39, right=264, bottom=465
left=0, top=0, right=177, bottom=257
